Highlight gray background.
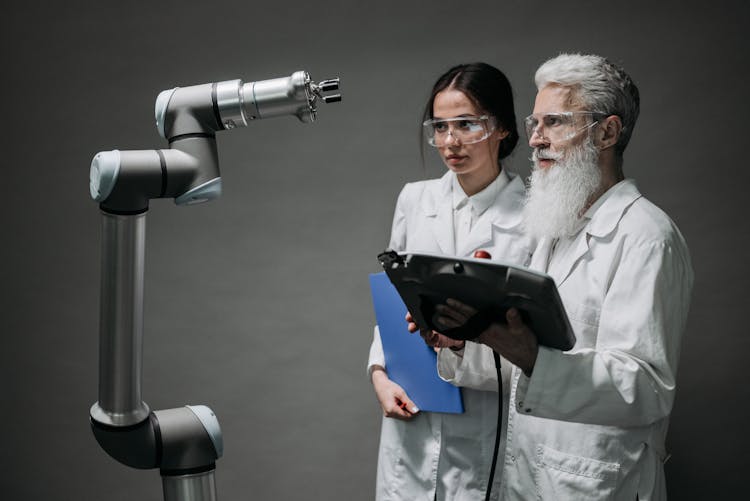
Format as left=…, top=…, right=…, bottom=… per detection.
left=2, top=1, right=747, bottom=499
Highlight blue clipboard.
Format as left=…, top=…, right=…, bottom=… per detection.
left=369, top=272, right=463, bottom=414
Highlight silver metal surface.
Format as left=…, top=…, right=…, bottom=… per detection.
left=214, top=79, right=247, bottom=130
left=186, top=405, right=224, bottom=458
left=162, top=470, right=217, bottom=501
left=89, top=150, right=121, bottom=201
left=94, top=212, right=150, bottom=426
left=243, top=70, right=315, bottom=122
left=155, top=88, right=178, bottom=139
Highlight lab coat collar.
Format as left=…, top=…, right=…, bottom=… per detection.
left=436, top=170, right=523, bottom=227
left=422, top=170, right=524, bottom=256
left=450, top=175, right=469, bottom=210
left=419, top=171, right=456, bottom=254
left=458, top=171, right=525, bottom=256
left=551, top=179, right=642, bottom=287
left=529, top=237, right=555, bottom=273
left=584, top=178, right=642, bottom=239
left=483, top=171, right=525, bottom=230
left=450, top=169, right=510, bottom=216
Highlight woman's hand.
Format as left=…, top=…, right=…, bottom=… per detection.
left=434, top=298, right=478, bottom=329
left=371, top=367, right=420, bottom=420
left=405, top=312, right=465, bottom=350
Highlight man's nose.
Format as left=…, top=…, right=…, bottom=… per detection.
left=528, top=127, right=548, bottom=148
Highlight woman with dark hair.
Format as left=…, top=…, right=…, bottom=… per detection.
left=367, top=63, right=534, bottom=500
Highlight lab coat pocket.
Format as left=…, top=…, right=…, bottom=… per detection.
left=567, top=300, right=600, bottom=328
left=534, top=445, right=619, bottom=501
left=565, top=300, right=601, bottom=349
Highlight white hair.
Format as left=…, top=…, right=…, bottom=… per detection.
left=534, top=53, right=640, bottom=155
left=523, top=136, right=602, bottom=240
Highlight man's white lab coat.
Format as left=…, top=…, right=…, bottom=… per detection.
left=438, top=179, right=693, bottom=500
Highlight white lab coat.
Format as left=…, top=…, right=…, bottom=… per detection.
left=368, top=169, right=534, bottom=501
left=438, top=179, right=693, bottom=500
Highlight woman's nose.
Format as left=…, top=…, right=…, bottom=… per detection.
left=444, top=129, right=460, bottom=145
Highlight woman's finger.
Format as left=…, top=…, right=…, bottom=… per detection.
left=445, top=298, right=477, bottom=316
left=436, top=304, right=470, bottom=324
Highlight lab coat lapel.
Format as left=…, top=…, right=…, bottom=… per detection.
left=553, top=231, right=591, bottom=287
left=457, top=218, right=491, bottom=257
left=456, top=172, right=524, bottom=257
left=553, top=180, right=643, bottom=287
left=423, top=172, right=455, bottom=255
left=528, top=237, right=555, bottom=273
left=529, top=233, right=590, bottom=287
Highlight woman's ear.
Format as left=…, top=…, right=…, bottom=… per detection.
left=597, top=115, right=622, bottom=150
left=494, top=128, right=509, bottom=141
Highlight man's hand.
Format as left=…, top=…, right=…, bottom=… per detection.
left=405, top=312, right=465, bottom=350
left=371, top=367, right=419, bottom=420
left=477, top=308, right=539, bottom=376
left=435, top=300, right=539, bottom=375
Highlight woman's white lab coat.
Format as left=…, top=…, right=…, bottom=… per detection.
left=368, top=169, right=534, bottom=501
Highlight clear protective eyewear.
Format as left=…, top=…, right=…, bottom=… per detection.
left=524, top=111, right=606, bottom=143
left=422, top=115, right=495, bottom=147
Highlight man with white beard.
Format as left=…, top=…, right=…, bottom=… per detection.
left=429, top=54, right=694, bottom=500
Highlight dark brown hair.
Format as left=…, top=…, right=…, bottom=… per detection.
left=422, top=62, right=519, bottom=163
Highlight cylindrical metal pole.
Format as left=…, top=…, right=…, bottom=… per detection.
left=90, top=211, right=150, bottom=426
left=162, top=470, right=217, bottom=501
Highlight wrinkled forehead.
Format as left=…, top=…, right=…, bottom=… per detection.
left=533, top=84, right=586, bottom=114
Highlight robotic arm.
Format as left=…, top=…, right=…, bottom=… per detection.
left=88, top=70, right=340, bottom=501
left=90, top=70, right=340, bottom=211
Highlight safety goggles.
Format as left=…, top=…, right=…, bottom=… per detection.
left=524, top=111, right=606, bottom=143
left=422, top=115, right=495, bottom=147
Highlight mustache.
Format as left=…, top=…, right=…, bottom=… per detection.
left=532, top=148, right=563, bottom=161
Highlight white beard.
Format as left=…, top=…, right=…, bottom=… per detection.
left=523, top=138, right=602, bottom=240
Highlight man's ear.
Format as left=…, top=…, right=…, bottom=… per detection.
left=597, top=115, right=622, bottom=150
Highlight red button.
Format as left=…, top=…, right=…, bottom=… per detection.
left=473, top=250, right=492, bottom=259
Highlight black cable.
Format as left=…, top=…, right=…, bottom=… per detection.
left=484, top=351, right=502, bottom=501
